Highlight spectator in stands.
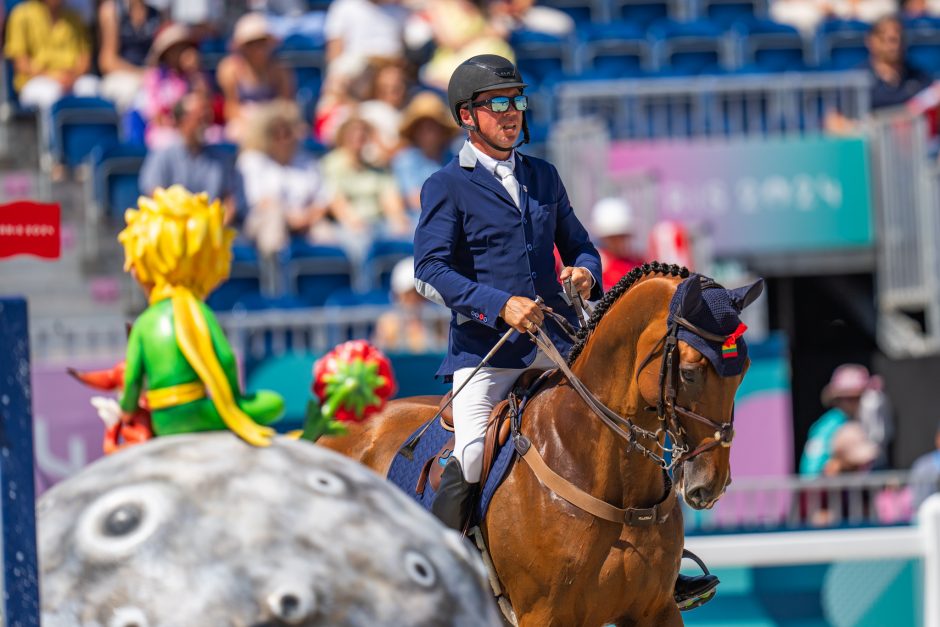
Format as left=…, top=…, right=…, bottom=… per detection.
left=910, top=422, right=940, bottom=510
left=97, top=0, right=163, bottom=112
left=487, top=0, right=574, bottom=38
left=217, top=13, right=295, bottom=143
left=800, top=364, right=874, bottom=477
left=139, top=23, right=210, bottom=149
left=146, top=0, right=238, bottom=41
left=826, top=16, right=934, bottom=133
left=590, top=197, right=646, bottom=291
left=4, top=0, right=100, bottom=109
left=313, top=56, right=370, bottom=146
left=238, top=100, right=333, bottom=257
left=420, top=0, right=515, bottom=90
left=320, top=115, right=411, bottom=253
left=392, top=91, right=459, bottom=217
left=324, top=0, right=410, bottom=68
left=359, top=59, right=413, bottom=163
left=374, top=256, right=448, bottom=352
left=139, top=92, right=247, bottom=225
left=824, top=421, right=879, bottom=476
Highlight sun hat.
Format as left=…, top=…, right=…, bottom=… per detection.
left=821, top=364, right=871, bottom=406
left=591, top=197, right=635, bottom=237
left=147, top=23, right=197, bottom=66
left=231, top=13, right=276, bottom=50
left=391, top=257, right=416, bottom=296
left=399, top=92, right=459, bottom=141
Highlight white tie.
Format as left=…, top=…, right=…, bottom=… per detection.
left=494, top=161, right=520, bottom=210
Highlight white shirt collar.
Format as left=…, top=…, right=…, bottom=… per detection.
left=466, top=140, right=515, bottom=176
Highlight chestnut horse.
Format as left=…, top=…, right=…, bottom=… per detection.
left=323, top=265, right=759, bottom=626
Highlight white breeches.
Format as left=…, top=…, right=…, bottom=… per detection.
left=452, top=350, right=554, bottom=483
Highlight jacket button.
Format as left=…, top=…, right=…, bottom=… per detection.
left=522, top=217, right=527, bottom=224
left=526, top=244, right=533, bottom=251
left=531, top=271, right=537, bottom=278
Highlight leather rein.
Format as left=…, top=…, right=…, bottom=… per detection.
left=506, top=281, right=734, bottom=526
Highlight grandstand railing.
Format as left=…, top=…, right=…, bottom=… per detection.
left=869, top=107, right=940, bottom=358
left=28, top=305, right=452, bottom=362
left=684, top=470, right=916, bottom=534
left=554, top=70, right=871, bottom=139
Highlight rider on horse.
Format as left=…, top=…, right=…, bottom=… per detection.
left=413, top=54, right=718, bottom=609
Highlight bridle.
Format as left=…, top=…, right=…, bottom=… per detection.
left=536, top=284, right=737, bottom=472
left=637, top=314, right=736, bottom=467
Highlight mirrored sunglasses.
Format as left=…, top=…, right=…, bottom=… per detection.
left=472, top=95, right=528, bottom=113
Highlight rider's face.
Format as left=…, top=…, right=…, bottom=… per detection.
left=462, top=87, right=524, bottom=151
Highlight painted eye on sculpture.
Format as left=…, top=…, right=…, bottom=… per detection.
left=103, top=504, right=143, bottom=537
left=404, top=550, right=437, bottom=587
left=305, top=470, right=346, bottom=496
left=76, top=483, right=174, bottom=562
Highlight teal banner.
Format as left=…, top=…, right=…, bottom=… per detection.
left=609, top=136, right=873, bottom=255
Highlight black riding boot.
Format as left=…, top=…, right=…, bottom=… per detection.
left=674, top=549, right=719, bottom=611
left=431, top=458, right=477, bottom=531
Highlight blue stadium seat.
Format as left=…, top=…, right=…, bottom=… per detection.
left=698, top=0, right=767, bottom=28
left=207, top=239, right=263, bottom=311
left=578, top=21, right=650, bottom=75
left=278, top=33, right=326, bottom=103
left=906, top=23, right=940, bottom=75
left=49, top=96, right=120, bottom=168
left=734, top=19, right=806, bottom=72
left=649, top=19, right=728, bottom=73
left=363, top=238, right=414, bottom=292
left=511, top=30, right=573, bottom=83
left=815, top=19, right=869, bottom=69
left=285, top=239, right=353, bottom=307
left=198, top=36, right=228, bottom=70
left=89, top=141, right=147, bottom=221
left=611, top=0, right=670, bottom=30
left=539, top=0, right=606, bottom=23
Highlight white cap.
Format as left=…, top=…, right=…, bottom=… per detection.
left=391, top=256, right=416, bottom=295
left=591, top=197, right=634, bottom=237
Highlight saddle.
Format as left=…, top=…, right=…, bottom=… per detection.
left=416, top=369, right=548, bottom=496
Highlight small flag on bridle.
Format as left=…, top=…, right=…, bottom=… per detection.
left=722, top=323, right=747, bottom=360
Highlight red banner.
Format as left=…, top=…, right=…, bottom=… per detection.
left=0, top=201, right=60, bottom=259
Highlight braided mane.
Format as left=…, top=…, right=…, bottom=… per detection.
left=566, top=261, right=690, bottom=365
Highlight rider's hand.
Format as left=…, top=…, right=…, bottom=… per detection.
left=560, top=266, right=594, bottom=300
left=500, top=296, right=544, bottom=333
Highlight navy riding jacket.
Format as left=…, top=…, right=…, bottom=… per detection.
left=414, top=141, right=603, bottom=377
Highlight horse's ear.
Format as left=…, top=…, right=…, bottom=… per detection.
left=680, top=274, right=705, bottom=318
left=728, top=279, right=765, bottom=313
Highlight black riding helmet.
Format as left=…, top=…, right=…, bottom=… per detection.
left=447, top=54, right=530, bottom=149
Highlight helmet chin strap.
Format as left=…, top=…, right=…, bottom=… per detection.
left=464, top=106, right=530, bottom=154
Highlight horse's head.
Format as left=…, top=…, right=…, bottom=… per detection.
left=634, top=273, right=764, bottom=510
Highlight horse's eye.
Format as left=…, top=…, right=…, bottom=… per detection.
left=679, top=366, right=701, bottom=385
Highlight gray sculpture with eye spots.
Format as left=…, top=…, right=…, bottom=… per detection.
left=37, top=433, right=501, bottom=627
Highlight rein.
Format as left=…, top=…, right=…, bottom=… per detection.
left=540, top=303, right=735, bottom=469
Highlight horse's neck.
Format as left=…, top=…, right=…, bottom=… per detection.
left=545, top=281, right=672, bottom=508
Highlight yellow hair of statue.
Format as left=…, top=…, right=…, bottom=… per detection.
left=118, top=185, right=236, bottom=302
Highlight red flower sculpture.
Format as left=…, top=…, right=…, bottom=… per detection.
left=303, top=340, right=397, bottom=441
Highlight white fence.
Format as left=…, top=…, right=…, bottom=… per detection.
left=686, top=494, right=940, bottom=627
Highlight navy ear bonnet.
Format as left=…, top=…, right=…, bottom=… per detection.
left=667, top=274, right=764, bottom=377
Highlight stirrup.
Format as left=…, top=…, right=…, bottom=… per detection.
left=675, top=549, right=719, bottom=612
